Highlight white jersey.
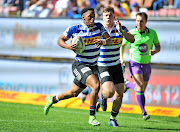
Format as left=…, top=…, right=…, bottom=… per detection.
left=63, top=22, right=107, bottom=66
left=97, top=24, right=128, bottom=66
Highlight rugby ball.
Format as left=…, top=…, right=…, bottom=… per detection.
left=72, top=35, right=85, bottom=54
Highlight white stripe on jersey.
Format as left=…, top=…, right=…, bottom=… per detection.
left=98, top=56, right=119, bottom=61
left=100, top=44, right=120, bottom=49
left=80, top=50, right=100, bottom=56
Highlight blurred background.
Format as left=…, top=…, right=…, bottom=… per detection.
left=0, top=0, right=180, bottom=114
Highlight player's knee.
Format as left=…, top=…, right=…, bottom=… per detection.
left=91, top=81, right=100, bottom=93
left=104, top=89, right=115, bottom=98
left=108, top=90, right=115, bottom=98
left=137, top=81, right=144, bottom=90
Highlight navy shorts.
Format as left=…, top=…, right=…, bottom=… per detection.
left=98, top=64, right=124, bottom=85
left=72, top=60, right=99, bottom=89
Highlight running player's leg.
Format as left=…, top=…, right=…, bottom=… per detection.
left=132, top=74, right=150, bottom=120
left=108, top=83, right=124, bottom=127
left=108, top=64, right=124, bottom=127
left=74, top=64, right=100, bottom=126
left=98, top=66, right=115, bottom=111
left=133, top=73, right=146, bottom=114
left=129, top=60, right=150, bottom=120
left=44, top=82, right=83, bottom=115
left=125, top=81, right=136, bottom=91
left=86, top=74, right=101, bottom=126
left=101, top=81, right=115, bottom=98
left=100, top=81, right=115, bottom=111
left=82, top=87, right=90, bottom=95
left=81, top=87, right=91, bottom=103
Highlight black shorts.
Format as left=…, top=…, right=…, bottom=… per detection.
left=72, top=60, right=98, bottom=89
left=98, top=64, right=124, bottom=85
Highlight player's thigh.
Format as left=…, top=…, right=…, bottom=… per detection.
left=132, top=74, right=144, bottom=90
left=98, top=66, right=113, bottom=84
left=144, top=81, right=148, bottom=91
left=86, top=74, right=99, bottom=91
left=70, top=82, right=84, bottom=96
left=142, top=63, right=151, bottom=82
left=98, top=66, right=114, bottom=92
left=102, top=81, right=115, bottom=94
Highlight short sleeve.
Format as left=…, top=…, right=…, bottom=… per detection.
left=153, top=31, right=159, bottom=44
left=63, top=25, right=78, bottom=38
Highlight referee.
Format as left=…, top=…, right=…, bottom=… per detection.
left=120, top=12, right=161, bottom=121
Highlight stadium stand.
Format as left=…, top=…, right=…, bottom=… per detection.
left=0, top=0, right=180, bottom=19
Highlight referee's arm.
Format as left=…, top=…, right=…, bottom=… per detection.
left=149, top=42, right=161, bottom=56
left=120, top=43, right=126, bottom=66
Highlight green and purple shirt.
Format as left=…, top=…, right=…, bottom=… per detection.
left=123, top=27, right=159, bottom=64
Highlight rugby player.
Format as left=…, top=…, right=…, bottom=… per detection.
left=97, top=7, right=135, bottom=127
left=44, top=7, right=112, bottom=126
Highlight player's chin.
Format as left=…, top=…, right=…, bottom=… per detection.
left=89, top=23, right=94, bottom=27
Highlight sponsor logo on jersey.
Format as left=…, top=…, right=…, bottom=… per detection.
left=139, top=43, right=148, bottom=53
left=83, top=36, right=101, bottom=45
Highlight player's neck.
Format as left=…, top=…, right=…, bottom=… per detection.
left=138, top=27, right=146, bottom=32
left=104, top=22, right=113, bottom=32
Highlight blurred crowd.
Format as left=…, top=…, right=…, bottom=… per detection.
left=0, top=0, right=180, bottom=18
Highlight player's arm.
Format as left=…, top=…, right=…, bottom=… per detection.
left=121, top=32, right=135, bottom=43
left=120, top=42, right=126, bottom=66
left=57, top=34, right=77, bottom=51
left=149, top=31, right=161, bottom=56
left=115, top=17, right=135, bottom=43
left=102, top=32, right=112, bottom=46
left=149, top=42, right=161, bottom=56
left=94, top=32, right=112, bottom=48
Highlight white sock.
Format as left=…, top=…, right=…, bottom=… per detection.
left=110, top=115, right=116, bottom=120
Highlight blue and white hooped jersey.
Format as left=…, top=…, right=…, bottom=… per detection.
left=97, top=24, right=128, bottom=66
left=63, top=22, right=107, bottom=66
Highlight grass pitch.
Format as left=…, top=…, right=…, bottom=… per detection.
left=0, top=102, right=179, bottom=132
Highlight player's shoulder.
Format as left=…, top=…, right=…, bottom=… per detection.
left=129, top=28, right=137, bottom=33
left=69, top=24, right=83, bottom=30
left=148, top=28, right=157, bottom=34
left=67, top=24, right=84, bottom=34
left=94, top=22, right=103, bottom=27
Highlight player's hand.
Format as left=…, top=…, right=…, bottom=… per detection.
left=149, top=50, right=156, bottom=56
left=94, top=39, right=106, bottom=48
left=115, top=17, right=122, bottom=32
left=68, top=39, right=77, bottom=51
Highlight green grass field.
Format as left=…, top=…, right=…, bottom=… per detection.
left=0, top=102, right=179, bottom=132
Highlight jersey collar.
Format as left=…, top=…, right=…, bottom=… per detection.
left=136, top=27, right=150, bottom=34
left=81, top=22, right=96, bottom=30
